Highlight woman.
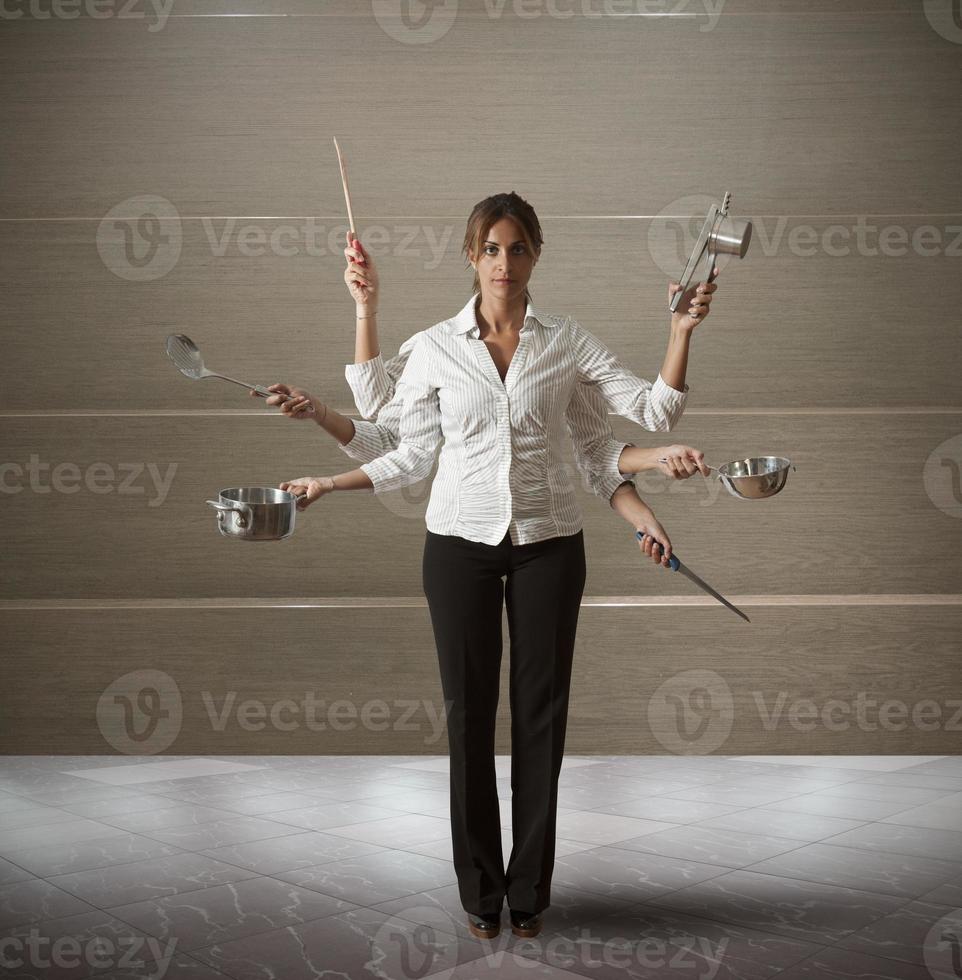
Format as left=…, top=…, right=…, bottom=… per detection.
left=260, top=236, right=712, bottom=516
left=274, top=192, right=718, bottom=940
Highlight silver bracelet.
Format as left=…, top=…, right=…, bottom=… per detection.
left=356, top=311, right=377, bottom=319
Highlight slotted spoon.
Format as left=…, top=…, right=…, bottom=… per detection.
left=165, top=334, right=296, bottom=403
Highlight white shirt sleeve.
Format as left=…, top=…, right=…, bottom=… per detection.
left=343, top=332, right=419, bottom=420
left=569, top=316, right=689, bottom=432
left=345, top=331, right=632, bottom=501
left=564, top=382, right=637, bottom=502
left=339, top=342, right=416, bottom=465
left=356, top=336, right=443, bottom=493
left=338, top=408, right=402, bottom=464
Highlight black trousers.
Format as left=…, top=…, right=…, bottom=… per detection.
left=421, top=526, right=587, bottom=916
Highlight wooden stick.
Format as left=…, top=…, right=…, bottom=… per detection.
left=332, top=136, right=356, bottom=238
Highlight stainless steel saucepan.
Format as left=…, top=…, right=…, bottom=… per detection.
left=206, top=487, right=298, bottom=541
left=658, top=454, right=795, bottom=500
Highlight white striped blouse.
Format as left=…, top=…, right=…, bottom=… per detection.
left=343, top=334, right=639, bottom=503
left=339, top=292, right=690, bottom=546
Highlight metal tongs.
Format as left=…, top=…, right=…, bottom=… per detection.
left=668, top=190, right=753, bottom=314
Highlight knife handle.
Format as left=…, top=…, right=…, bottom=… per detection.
left=635, top=530, right=680, bottom=571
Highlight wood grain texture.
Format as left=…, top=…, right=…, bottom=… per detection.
left=0, top=3, right=957, bottom=216
left=2, top=217, right=961, bottom=411
left=1, top=414, right=959, bottom=599
left=2, top=0, right=960, bottom=756
left=1, top=604, right=958, bottom=755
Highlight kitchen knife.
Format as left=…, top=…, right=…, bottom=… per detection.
left=635, top=531, right=751, bottom=623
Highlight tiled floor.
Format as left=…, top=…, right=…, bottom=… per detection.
left=0, top=754, right=960, bottom=978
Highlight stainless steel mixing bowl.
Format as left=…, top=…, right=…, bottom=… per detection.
left=714, top=456, right=795, bottom=500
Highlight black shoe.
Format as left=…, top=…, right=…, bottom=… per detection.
left=509, top=908, right=543, bottom=938
left=466, top=910, right=501, bottom=940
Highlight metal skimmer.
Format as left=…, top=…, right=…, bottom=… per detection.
left=164, top=334, right=293, bottom=401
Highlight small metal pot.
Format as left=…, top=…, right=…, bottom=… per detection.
left=715, top=456, right=795, bottom=500
left=206, top=487, right=297, bottom=541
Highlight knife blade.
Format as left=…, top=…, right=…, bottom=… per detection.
left=635, top=531, right=751, bottom=623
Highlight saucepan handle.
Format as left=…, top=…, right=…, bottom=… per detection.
left=206, top=499, right=250, bottom=528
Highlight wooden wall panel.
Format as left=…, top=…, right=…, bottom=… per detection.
left=2, top=218, right=960, bottom=412
left=0, top=3, right=956, bottom=216
left=1, top=414, right=959, bottom=600
left=1, top=1, right=959, bottom=754
left=1, top=604, right=959, bottom=755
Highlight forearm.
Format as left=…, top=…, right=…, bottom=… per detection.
left=354, top=309, right=380, bottom=363
left=659, top=323, right=692, bottom=393
left=326, top=433, right=435, bottom=494
left=324, top=468, right=376, bottom=492
left=310, top=403, right=360, bottom=447
left=617, top=445, right=663, bottom=475
left=608, top=481, right=656, bottom=527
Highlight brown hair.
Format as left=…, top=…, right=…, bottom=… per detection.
left=462, top=191, right=543, bottom=301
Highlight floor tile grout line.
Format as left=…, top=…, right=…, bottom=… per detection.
left=7, top=808, right=960, bottom=960
left=631, top=878, right=881, bottom=956
left=680, top=832, right=962, bottom=906
left=0, top=827, right=202, bottom=881
left=7, top=832, right=956, bottom=960
left=610, top=891, right=840, bottom=974
left=90, top=888, right=376, bottom=964
left=595, top=882, right=835, bottom=952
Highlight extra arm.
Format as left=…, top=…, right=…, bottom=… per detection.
left=352, top=336, right=443, bottom=493
left=343, top=331, right=639, bottom=502
left=570, top=317, right=690, bottom=432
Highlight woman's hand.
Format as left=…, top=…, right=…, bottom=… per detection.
left=344, top=232, right=379, bottom=312
left=669, top=266, right=718, bottom=333
left=657, top=444, right=712, bottom=480
left=635, top=509, right=673, bottom=567
left=250, top=383, right=317, bottom=419
left=279, top=476, right=334, bottom=511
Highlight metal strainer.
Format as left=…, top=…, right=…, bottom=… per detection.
left=657, top=454, right=795, bottom=500
left=165, top=334, right=294, bottom=402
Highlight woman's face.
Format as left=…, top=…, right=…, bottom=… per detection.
left=470, top=216, right=539, bottom=303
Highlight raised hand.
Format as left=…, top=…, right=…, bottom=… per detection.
left=669, top=266, right=719, bottom=333
left=344, top=231, right=379, bottom=312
